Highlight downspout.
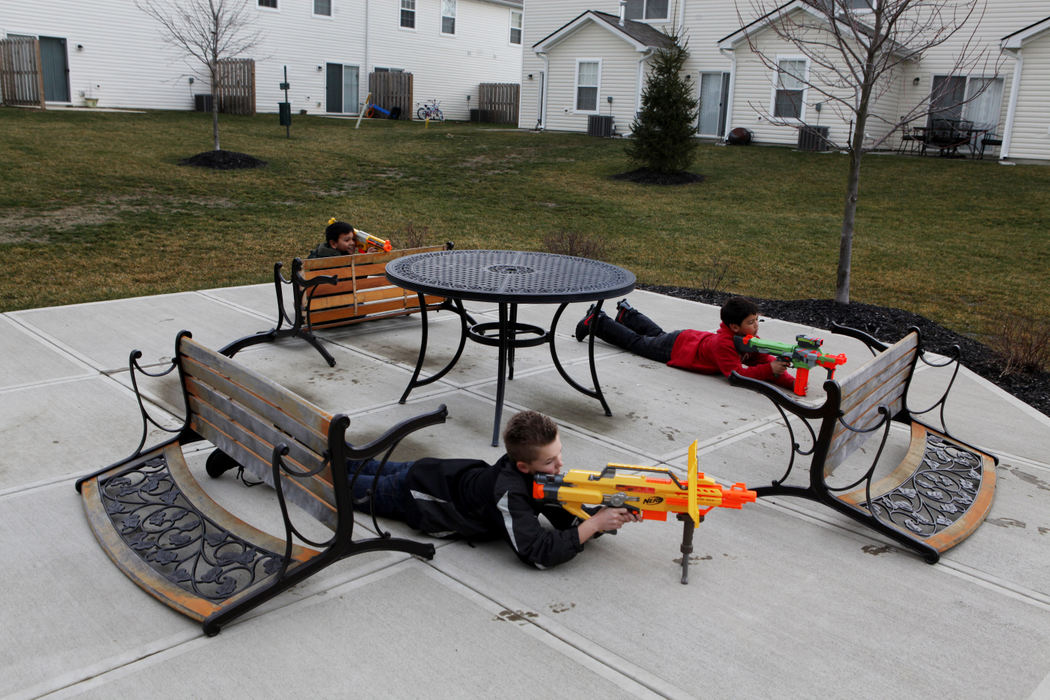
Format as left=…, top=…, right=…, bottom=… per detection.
left=536, top=49, right=549, bottom=130
left=720, top=46, right=736, bottom=141
left=364, top=0, right=370, bottom=110
left=635, top=48, right=655, bottom=129
left=1000, top=47, right=1022, bottom=160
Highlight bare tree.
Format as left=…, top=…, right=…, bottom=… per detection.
left=736, top=0, right=997, bottom=303
left=137, top=0, right=263, bottom=151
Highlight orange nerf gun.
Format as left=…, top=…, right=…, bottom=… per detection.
left=532, top=441, right=755, bottom=527
left=532, top=441, right=755, bottom=583
left=734, top=333, right=846, bottom=397
left=352, top=228, right=392, bottom=253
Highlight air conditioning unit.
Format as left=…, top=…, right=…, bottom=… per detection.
left=587, top=114, right=614, bottom=137
left=797, top=124, right=831, bottom=151
left=194, top=93, right=214, bottom=112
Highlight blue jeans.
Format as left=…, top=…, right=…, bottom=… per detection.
left=347, top=458, right=418, bottom=523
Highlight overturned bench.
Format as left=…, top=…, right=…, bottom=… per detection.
left=730, top=324, right=997, bottom=563
left=76, top=331, right=447, bottom=635
left=222, top=242, right=464, bottom=367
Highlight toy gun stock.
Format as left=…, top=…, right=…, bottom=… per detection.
left=734, top=333, right=847, bottom=397
left=532, top=441, right=755, bottom=527
left=353, top=228, right=392, bottom=253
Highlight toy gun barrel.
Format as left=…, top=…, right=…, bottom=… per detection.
left=353, top=228, right=392, bottom=252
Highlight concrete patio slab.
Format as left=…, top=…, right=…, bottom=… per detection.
left=9, top=292, right=266, bottom=372
left=2, top=284, right=1048, bottom=700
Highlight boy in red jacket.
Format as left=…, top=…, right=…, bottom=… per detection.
left=575, top=296, right=794, bottom=389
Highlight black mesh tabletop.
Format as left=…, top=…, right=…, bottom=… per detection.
left=385, top=250, right=636, bottom=304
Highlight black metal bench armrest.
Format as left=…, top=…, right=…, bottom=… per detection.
left=344, top=404, right=450, bottom=461
left=728, top=371, right=828, bottom=420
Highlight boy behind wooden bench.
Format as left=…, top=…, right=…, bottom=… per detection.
left=308, top=218, right=381, bottom=258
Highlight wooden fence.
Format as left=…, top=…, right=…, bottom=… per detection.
left=477, top=83, right=519, bottom=124
left=0, top=37, right=45, bottom=109
left=368, top=71, right=412, bottom=119
left=216, top=58, right=255, bottom=115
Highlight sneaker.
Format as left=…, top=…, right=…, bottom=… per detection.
left=615, top=298, right=634, bottom=323
left=575, top=304, right=599, bottom=342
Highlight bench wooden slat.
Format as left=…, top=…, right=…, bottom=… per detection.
left=189, top=407, right=339, bottom=530
left=306, top=296, right=442, bottom=327
left=181, top=340, right=331, bottom=450
left=824, top=334, right=918, bottom=473
left=307, top=285, right=411, bottom=311
left=306, top=275, right=393, bottom=298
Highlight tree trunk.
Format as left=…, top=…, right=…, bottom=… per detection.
left=835, top=150, right=862, bottom=304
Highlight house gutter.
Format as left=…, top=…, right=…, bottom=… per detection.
left=999, top=47, right=1022, bottom=160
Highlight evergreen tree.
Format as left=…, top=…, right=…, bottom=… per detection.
left=626, top=32, right=699, bottom=174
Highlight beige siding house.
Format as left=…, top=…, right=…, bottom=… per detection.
left=522, top=0, right=1050, bottom=161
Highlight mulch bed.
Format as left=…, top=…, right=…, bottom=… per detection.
left=640, top=285, right=1050, bottom=418
left=178, top=150, right=267, bottom=170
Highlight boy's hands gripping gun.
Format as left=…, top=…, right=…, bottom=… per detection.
left=532, top=442, right=755, bottom=583
left=734, top=333, right=847, bottom=397
left=352, top=228, right=392, bottom=253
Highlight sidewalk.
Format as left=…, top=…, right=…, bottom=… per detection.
left=2, top=286, right=1049, bottom=699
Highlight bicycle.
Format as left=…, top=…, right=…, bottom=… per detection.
left=416, top=99, right=444, bottom=121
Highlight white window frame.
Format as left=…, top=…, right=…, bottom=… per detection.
left=771, top=55, right=808, bottom=123
left=509, top=10, right=522, bottom=45
left=575, top=59, right=601, bottom=114
left=258, top=0, right=278, bottom=9
left=313, top=0, right=332, bottom=17
left=400, top=0, right=415, bottom=30
left=441, top=0, right=456, bottom=36
left=624, top=0, right=670, bottom=22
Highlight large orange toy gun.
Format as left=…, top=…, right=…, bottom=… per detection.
left=532, top=441, right=756, bottom=583
left=733, top=333, right=847, bottom=397
left=352, top=228, right=392, bottom=253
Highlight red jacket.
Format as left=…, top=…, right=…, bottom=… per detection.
left=668, top=322, right=795, bottom=389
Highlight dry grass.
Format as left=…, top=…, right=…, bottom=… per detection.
left=1, top=107, right=1048, bottom=345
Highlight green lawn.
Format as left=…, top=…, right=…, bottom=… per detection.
left=1, top=107, right=1047, bottom=345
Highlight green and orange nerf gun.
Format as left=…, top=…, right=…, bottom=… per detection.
left=734, top=333, right=847, bottom=397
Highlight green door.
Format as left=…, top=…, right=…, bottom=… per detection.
left=39, top=36, right=69, bottom=102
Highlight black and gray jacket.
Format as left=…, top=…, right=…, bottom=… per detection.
left=405, top=455, right=584, bottom=569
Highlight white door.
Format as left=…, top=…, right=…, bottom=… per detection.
left=697, top=72, right=729, bottom=137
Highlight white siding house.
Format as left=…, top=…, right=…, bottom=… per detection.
left=521, top=0, right=1050, bottom=161
left=0, top=0, right=522, bottom=120
left=1001, top=16, right=1050, bottom=162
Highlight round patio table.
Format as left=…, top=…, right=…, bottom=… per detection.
left=385, top=249, right=636, bottom=445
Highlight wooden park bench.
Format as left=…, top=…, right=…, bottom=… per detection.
left=222, top=242, right=466, bottom=367
left=729, top=324, right=997, bottom=563
left=76, top=331, right=447, bottom=635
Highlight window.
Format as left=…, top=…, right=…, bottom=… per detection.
left=575, top=60, right=600, bottom=112
left=624, top=0, right=669, bottom=21
left=258, top=0, right=277, bottom=8
left=773, top=58, right=807, bottom=120
left=313, top=0, right=331, bottom=16
left=400, top=0, right=415, bottom=29
left=441, top=0, right=456, bottom=35
left=510, top=10, right=522, bottom=45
